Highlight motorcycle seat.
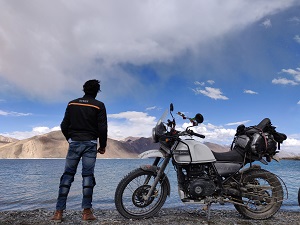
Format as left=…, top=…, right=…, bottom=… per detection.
left=212, top=149, right=244, bottom=163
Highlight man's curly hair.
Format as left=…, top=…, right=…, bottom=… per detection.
left=83, top=79, right=101, bottom=96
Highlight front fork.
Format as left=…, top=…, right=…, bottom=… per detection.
left=142, top=157, right=171, bottom=201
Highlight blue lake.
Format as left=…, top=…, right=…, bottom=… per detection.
left=0, top=159, right=299, bottom=212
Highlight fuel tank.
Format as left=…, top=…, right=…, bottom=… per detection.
left=173, top=139, right=216, bottom=164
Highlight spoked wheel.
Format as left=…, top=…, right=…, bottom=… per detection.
left=234, top=169, right=283, bottom=220
left=115, top=168, right=169, bottom=219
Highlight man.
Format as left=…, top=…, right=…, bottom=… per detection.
left=51, top=79, right=107, bottom=222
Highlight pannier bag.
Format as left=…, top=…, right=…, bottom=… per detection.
left=235, top=135, right=250, bottom=149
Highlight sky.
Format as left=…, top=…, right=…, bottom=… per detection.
left=0, top=0, right=300, bottom=153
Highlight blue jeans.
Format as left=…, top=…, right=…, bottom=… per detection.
left=56, top=140, right=97, bottom=210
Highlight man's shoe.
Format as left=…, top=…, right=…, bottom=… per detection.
left=82, top=208, right=97, bottom=221
left=50, top=210, right=63, bottom=223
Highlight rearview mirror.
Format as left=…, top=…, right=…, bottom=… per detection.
left=195, top=113, right=204, bottom=124
left=170, top=103, right=174, bottom=112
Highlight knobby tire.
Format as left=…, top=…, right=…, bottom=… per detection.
left=115, top=168, right=168, bottom=219
left=234, top=169, right=283, bottom=220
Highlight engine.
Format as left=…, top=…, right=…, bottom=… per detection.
left=188, top=178, right=216, bottom=198
left=182, top=164, right=217, bottom=199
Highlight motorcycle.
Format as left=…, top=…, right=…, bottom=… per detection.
left=115, top=103, right=288, bottom=220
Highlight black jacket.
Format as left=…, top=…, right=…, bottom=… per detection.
left=60, top=94, right=108, bottom=148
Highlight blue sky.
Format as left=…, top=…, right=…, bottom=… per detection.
left=0, top=1, right=300, bottom=153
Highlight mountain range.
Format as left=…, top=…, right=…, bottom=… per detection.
left=0, top=131, right=160, bottom=158
left=0, top=131, right=298, bottom=159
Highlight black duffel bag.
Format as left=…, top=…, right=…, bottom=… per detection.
left=232, top=118, right=286, bottom=160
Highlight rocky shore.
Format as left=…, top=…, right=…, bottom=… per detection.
left=0, top=208, right=299, bottom=225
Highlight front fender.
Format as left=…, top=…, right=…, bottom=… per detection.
left=138, top=149, right=165, bottom=159
left=140, top=165, right=171, bottom=196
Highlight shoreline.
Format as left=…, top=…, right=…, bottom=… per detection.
left=0, top=208, right=299, bottom=225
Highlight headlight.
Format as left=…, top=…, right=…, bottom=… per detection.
left=152, top=122, right=166, bottom=143
left=152, top=127, right=158, bottom=143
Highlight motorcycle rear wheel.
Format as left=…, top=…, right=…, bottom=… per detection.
left=234, top=169, right=283, bottom=220
left=115, top=168, right=168, bottom=219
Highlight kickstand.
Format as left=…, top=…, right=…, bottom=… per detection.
left=202, top=203, right=212, bottom=221
left=206, top=203, right=212, bottom=221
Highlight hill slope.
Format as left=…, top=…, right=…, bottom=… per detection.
left=0, top=135, right=19, bottom=146
left=0, top=131, right=160, bottom=158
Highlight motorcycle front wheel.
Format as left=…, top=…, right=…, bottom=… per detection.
left=234, top=169, right=283, bottom=220
left=115, top=168, right=169, bottom=219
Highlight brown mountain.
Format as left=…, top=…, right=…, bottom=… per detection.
left=0, top=131, right=68, bottom=158
left=0, top=131, right=160, bottom=159
left=0, top=135, right=19, bottom=146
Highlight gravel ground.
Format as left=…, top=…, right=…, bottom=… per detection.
left=0, top=208, right=299, bottom=225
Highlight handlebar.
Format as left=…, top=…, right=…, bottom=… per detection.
left=163, top=129, right=205, bottom=140
left=187, top=129, right=205, bottom=139
left=162, top=109, right=205, bottom=140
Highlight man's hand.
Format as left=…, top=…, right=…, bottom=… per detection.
left=97, top=147, right=106, bottom=154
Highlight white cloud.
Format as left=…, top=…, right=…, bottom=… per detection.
left=281, top=68, right=300, bottom=81
left=108, top=111, right=156, bottom=139
left=0, top=110, right=9, bottom=116
left=281, top=138, right=300, bottom=153
left=244, top=89, right=258, bottom=94
left=146, top=106, right=157, bottom=111
left=108, top=111, right=155, bottom=123
left=297, top=100, right=300, bottom=105
left=0, top=1, right=297, bottom=101
left=207, top=80, right=215, bottom=85
left=288, top=16, right=300, bottom=23
left=294, top=35, right=300, bottom=44
left=261, top=18, right=272, bottom=28
left=194, top=80, right=215, bottom=86
left=226, top=120, right=251, bottom=126
left=0, top=110, right=32, bottom=116
left=32, top=126, right=60, bottom=133
left=272, top=68, right=300, bottom=86
left=272, top=77, right=298, bottom=85
left=194, top=81, right=205, bottom=86
left=193, top=87, right=228, bottom=100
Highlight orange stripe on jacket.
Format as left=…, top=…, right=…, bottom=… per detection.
left=68, top=102, right=100, bottom=110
